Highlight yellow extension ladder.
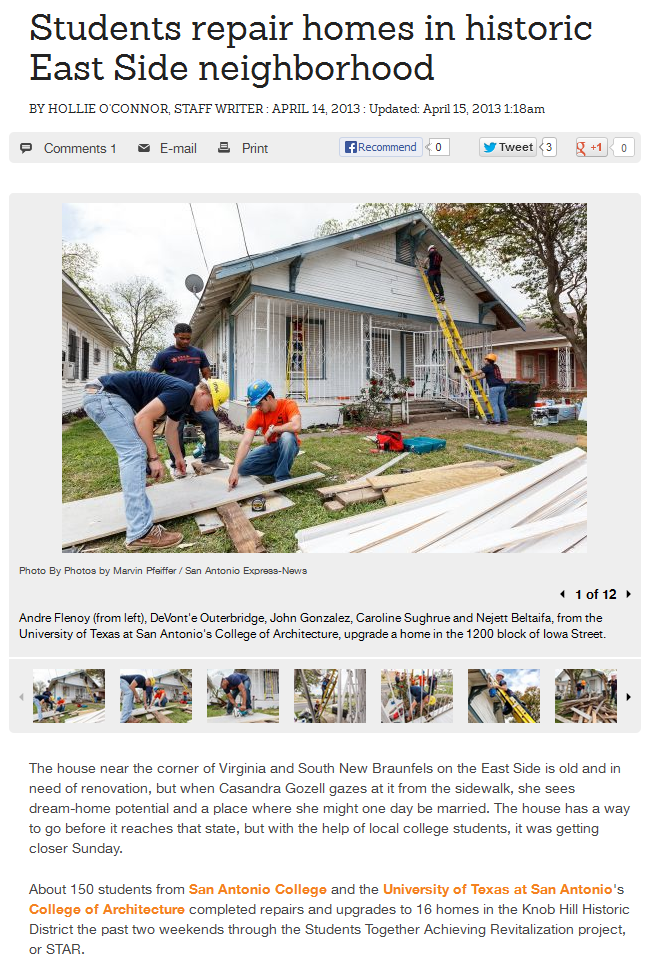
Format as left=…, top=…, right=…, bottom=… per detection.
left=286, top=317, right=309, bottom=401
left=489, top=677, right=536, bottom=724
left=416, top=262, right=492, bottom=422
left=318, top=669, right=339, bottom=721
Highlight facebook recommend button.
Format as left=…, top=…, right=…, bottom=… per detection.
left=340, top=137, right=423, bottom=157
left=479, top=137, right=537, bottom=157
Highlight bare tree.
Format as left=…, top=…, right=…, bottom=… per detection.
left=104, top=277, right=179, bottom=371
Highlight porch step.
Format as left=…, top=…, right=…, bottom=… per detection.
left=408, top=399, right=468, bottom=417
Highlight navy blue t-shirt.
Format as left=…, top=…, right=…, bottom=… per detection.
left=151, top=345, right=209, bottom=385
left=100, top=372, right=194, bottom=420
left=122, top=674, right=147, bottom=689
left=223, top=674, right=248, bottom=689
left=482, top=363, right=506, bottom=388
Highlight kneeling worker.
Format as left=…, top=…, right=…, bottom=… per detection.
left=228, top=380, right=301, bottom=491
left=83, top=371, right=228, bottom=550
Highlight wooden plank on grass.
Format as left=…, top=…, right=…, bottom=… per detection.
left=62, top=472, right=323, bottom=547
left=218, top=503, right=266, bottom=553
left=194, top=494, right=294, bottom=534
left=384, top=466, right=504, bottom=506
left=335, top=487, right=383, bottom=507
left=367, top=460, right=511, bottom=489
left=317, top=453, right=408, bottom=498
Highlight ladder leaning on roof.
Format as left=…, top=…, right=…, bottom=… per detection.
left=416, top=261, right=492, bottom=422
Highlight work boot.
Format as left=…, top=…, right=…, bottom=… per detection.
left=125, top=524, right=183, bottom=551
left=125, top=717, right=139, bottom=724
left=201, top=458, right=230, bottom=470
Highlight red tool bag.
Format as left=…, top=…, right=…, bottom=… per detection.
left=376, top=429, right=404, bottom=452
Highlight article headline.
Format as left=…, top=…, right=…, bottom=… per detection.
left=29, top=13, right=594, bottom=88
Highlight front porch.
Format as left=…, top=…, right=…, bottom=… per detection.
left=230, top=294, right=493, bottom=423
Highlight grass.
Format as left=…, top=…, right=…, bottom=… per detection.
left=33, top=701, right=105, bottom=723
left=129, top=707, right=192, bottom=724
left=62, top=417, right=582, bottom=554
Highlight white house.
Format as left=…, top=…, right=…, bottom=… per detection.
left=62, top=272, right=128, bottom=414
left=155, top=670, right=192, bottom=701
left=555, top=669, right=605, bottom=699
left=207, top=669, right=279, bottom=709
left=48, top=670, right=103, bottom=703
left=188, top=211, right=524, bottom=426
left=468, top=669, right=505, bottom=723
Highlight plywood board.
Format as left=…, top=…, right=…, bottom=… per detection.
left=367, top=460, right=511, bottom=489
left=317, top=453, right=408, bottom=498
left=335, top=487, right=383, bottom=507
left=62, top=472, right=323, bottom=546
left=384, top=466, right=504, bottom=506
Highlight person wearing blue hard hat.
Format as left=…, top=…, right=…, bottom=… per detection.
left=228, top=380, right=301, bottom=490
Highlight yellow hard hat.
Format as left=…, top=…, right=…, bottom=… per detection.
left=485, top=353, right=497, bottom=362
left=204, top=378, right=230, bottom=409
left=429, top=695, right=437, bottom=706
left=148, top=678, right=156, bottom=686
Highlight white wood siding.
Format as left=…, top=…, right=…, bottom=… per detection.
left=494, top=348, right=516, bottom=379
left=252, top=230, right=498, bottom=328
left=469, top=691, right=501, bottom=724
left=62, top=306, right=118, bottom=414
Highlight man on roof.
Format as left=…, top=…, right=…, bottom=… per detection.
left=150, top=323, right=228, bottom=476
left=228, top=380, right=301, bottom=491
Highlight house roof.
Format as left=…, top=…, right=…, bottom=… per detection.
left=157, top=669, right=192, bottom=685
left=62, top=272, right=128, bottom=348
left=189, top=210, right=525, bottom=338
left=48, top=669, right=100, bottom=687
left=492, top=317, right=569, bottom=348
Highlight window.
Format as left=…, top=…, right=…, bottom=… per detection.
left=67, top=329, right=79, bottom=379
left=81, top=338, right=90, bottom=382
left=395, top=231, right=414, bottom=265
left=522, top=354, right=535, bottom=379
left=93, top=347, right=101, bottom=365
left=286, top=317, right=325, bottom=380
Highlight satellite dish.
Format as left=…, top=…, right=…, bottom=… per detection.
left=185, top=274, right=204, bottom=298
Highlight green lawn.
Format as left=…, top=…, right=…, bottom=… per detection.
left=208, top=705, right=279, bottom=718
left=62, top=418, right=581, bottom=554
left=33, top=701, right=105, bottom=723
left=129, top=707, right=192, bottom=724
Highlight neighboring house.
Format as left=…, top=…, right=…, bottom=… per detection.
left=207, top=669, right=279, bottom=709
left=188, top=211, right=525, bottom=425
left=555, top=669, right=605, bottom=699
left=491, top=318, right=586, bottom=392
left=62, top=272, right=128, bottom=414
left=155, top=670, right=192, bottom=701
left=48, top=670, right=103, bottom=703
left=468, top=669, right=505, bottom=723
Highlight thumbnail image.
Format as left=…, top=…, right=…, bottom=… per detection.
left=32, top=669, right=105, bottom=725
left=468, top=668, right=540, bottom=724
left=555, top=668, right=618, bottom=723
left=207, top=668, right=279, bottom=723
left=381, top=667, right=453, bottom=724
left=119, top=668, right=192, bottom=724
left=294, top=668, right=366, bottom=724
left=61, top=202, right=586, bottom=555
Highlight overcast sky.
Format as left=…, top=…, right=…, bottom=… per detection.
left=62, top=202, right=524, bottom=323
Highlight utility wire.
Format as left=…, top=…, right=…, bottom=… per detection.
left=235, top=203, right=255, bottom=270
left=188, top=203, right=210, bottom=274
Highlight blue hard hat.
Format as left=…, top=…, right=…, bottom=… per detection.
left=247, top=379, right=272, bottom=406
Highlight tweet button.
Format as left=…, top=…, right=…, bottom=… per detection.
left=479, top=137, right=537, bottom=157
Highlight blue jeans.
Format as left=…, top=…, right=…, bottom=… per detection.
left=226, top=677, right=251, bottom=714
left=34, top=697, right=43, bottom=721
left=83, top=391, right=153, bottom=543
left=120, top=679, right=135, bottom=722
left=239, top=433, right=299, bottom=481
left=171, top=407, right=220, bottom=467
left=488, top=385, right=508, bottom=423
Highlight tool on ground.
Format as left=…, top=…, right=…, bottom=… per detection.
left=251, top=495, right=267, bottom=512
left=463, top=444, right=544, bottom=464
left=416, top=260, right=492, bottom=422
left=285, top=317, right=309, bottom=401
left=402, top=436, right=446, bottom=454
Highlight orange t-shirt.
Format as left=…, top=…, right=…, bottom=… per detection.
left=246, top=399, right=301, bottom=444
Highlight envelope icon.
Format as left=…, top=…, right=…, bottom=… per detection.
left=138, top=143, right=151, bottom=153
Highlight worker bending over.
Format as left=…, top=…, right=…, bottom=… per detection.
left=228, top=380, right=301, bottom=490
left=221, top=673, right=253, bottom=715
left=120, top=674, right=155, bottom=724
left=83, top=371, right=228, bottom=550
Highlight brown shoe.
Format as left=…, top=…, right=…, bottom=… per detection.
left=125, top=524, right=183, bottom=551
left=126, top=717, right=139, bottom=723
